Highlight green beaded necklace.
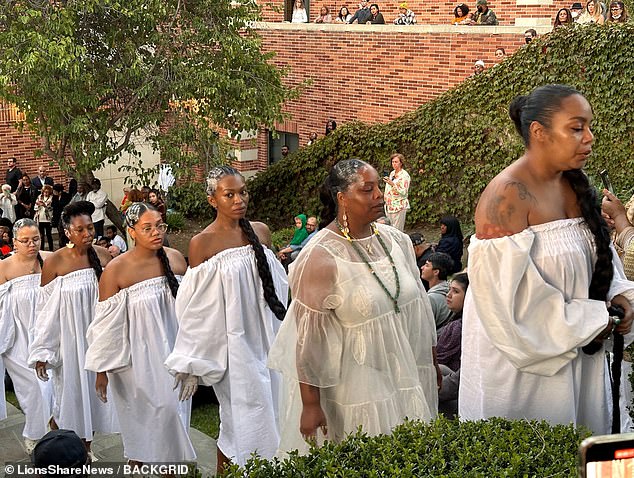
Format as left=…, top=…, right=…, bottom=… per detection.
left=335, top=219, right=401, bottom=313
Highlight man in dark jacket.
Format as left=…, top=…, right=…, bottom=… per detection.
left=5, top=157, right=22, bottom=192
left=348, top=0, right=372, bottom=23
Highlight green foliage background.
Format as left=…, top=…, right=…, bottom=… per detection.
left=224, top=417, right=589, bottom=477
left=247, top=23, right=634, bottom=230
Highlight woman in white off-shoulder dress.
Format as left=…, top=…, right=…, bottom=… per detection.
left=268, top=159, right=439, bottom=455
left=85, top=202, right=195, bottom=464
left=165, top=166, right=288, bottom=473
left=459, top=85, right=634, bottom=434
left=0, top=219, right=52, bottom=453
left=28, top=201, right=117, bottom=452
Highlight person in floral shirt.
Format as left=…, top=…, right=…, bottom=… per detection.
left=383, top=153, right=411, bottom=231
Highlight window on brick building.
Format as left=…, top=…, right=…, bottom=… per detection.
left=269, top=131, right=299, bottom=164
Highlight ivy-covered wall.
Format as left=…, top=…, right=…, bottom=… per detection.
left=247, top=23, right=634, bottom=229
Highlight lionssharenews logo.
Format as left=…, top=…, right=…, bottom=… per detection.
left=4, top=463, right=190, bottom=476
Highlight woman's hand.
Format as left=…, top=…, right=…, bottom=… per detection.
left=173, top=373, right=198, bottom=401
left=383, top=177, right=395, bottom=187
left=95, top=372, right=108, bottom=403
left=300, top=403, right=327, bottom=442
left=35, top=361, right=49, bottom=382
left=611, top=294, right=633, bottom=336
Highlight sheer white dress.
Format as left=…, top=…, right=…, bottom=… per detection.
left=165, top=245, right=288, bottom=466
left=459, top=218, right=634, bottom=434
left=268, top=224, right=438, bottom=455
left=85, top=276, right=196, bottom=462
left=28, top=268, right=118, bottom=439
left=0, top=274, right=51, bottom=440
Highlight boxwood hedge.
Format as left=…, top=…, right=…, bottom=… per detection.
left=223, top=416, right=589, bottom=477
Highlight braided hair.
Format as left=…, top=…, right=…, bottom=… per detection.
left=61, top=200, right=103, bottom=279
left=12, top=218, right=44, bottom=267
left=125, top=202, right=179, bottom=298
left=319, top=158, right=369, bottom=229
left=510, top=85, right=618, bottom=428
left=207, top=166, right=287, bottom=321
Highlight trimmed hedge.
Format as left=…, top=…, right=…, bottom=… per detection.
left=247, top=23, right=634, bottom=230
left=223, top=417, right=589, bottom=477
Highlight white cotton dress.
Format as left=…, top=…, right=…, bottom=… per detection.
left=28, top=268, right=118, bottom=439
left=268, top=224, right=438, bottom=456
left=459, top=218, right=634, bottom=434
left=164, top=245, right=288, bottom=466
left=0, top=274, right=52, bottom=439
left=85, top=276, right=196, bottom=462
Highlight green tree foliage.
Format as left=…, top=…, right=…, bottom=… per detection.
left=223, top=417, right=589, bottom=477
left=0, top=0, right=296, bottom=180
left=247, top=24, right=634, bottom=229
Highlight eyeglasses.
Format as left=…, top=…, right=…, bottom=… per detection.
left=15, top=237, right=41, bottom=246
left=136, top=223, right=168, bottom=235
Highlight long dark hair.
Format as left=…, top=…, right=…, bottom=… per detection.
left=207, top=166, right=287, bottom=320
left=61, top=200, right=103, bottom=279
left=319, top=158, right=368, bottom=230
left=510, top=84, right=617, bottom=424
left=125, top=202, right=179, bottom=298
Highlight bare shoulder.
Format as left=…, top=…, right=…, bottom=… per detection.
left=93, top=245, right=112, bottom=266
left=188, top=229, right=219, bottom=268
left=475, top=168, right=534, bottom=239
left=250, top=221, right=272, bottom=249
left=163, top=247, right=187, bottom=275
left=40, top=248, right=66, bottom=286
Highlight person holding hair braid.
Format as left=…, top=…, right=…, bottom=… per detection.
left=268, top=158, right=439, bottom=455
left=0, top=219, right=53, bottom=454
left=165, top=166, right=288, bottom=473
left=85, top=202, right=195, bottom=465
left=28, top=200, right=117, bottom=457
left=460, top=84, right=634, bottom=434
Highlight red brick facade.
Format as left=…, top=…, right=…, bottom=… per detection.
left=251, top=23, right=550, bottom=169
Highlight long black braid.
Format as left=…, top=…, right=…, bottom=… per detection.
left=511, top=85, right=620, bottom=431
left=206, top=165, right=286, bottom=321
left=125, top=202, right=179, bottom=298
left=239, top=218, right=287, bottom=321
left=61, top=201, right=103, bottom=279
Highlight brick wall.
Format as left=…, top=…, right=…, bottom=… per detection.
left=262, top=0, right=573, bottom=26
left=254, top=23, right=549, bottom=167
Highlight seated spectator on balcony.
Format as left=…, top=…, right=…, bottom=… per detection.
left=570, top=2, right=584, bottom=21
left=578, top=0, right=606, bottom=23
left=291, top=0, right=308, bottom=23
left=394, top=3, right=416, bottom=24
left=608, top=1, right=629, bottom=21
left=495, top=47, right=506, bottom=59
left=553, top=8, right=573, bottom=28
left=314, top=6, right=333, bottom=22
left=367, top=4, right=385, bottom=23
left=348, top=0, right=372, bottom=23
left=335, top=6, right=353, bottom=22
left=452, top=3, right=472, bottom=24
left=325, top=119, right=337, bottom=135
left=471, top=0, right=498, bottom=25
left=524, top=28, right=538, bottom=43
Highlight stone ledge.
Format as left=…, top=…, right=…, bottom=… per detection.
left=253, top=21, right=553, bottom=34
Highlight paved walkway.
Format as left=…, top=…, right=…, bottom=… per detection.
left=0, top=403, right=217, bottom=477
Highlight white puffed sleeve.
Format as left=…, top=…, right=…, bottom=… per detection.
left=0, top=282, right=14, bottom=355
left=28, top=278, right=63, bottom=368
left=164, top=261, right=228, bottom=385
left=268, top=243, right=343, bottom=386
left=468, top=231, right=609, bottom=376
left=85, top=291, right=131, bottom=373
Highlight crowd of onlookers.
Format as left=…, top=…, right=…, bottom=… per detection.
left=290, top=0, right=630, bottom=27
